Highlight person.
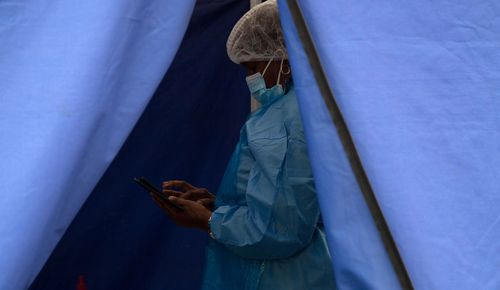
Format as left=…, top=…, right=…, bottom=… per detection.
left=151, top=1, right=336, bottom=289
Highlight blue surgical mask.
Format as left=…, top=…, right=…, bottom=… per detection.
left=245, top=59, right=285, bottom=105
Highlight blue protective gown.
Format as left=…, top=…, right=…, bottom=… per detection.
left=202, top=86, right=337, bottom=290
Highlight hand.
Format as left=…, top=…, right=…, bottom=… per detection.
left=151, top=193, right=212, bottom=231
left=162, top=180, right=216, bottom=211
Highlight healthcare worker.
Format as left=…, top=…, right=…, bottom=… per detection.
left=152, top=1, right=336, bottom=289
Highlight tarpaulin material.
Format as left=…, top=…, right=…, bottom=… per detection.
left=279, top=1, right=401, bottom=289
left=29, top=1, right=250, bottom=290
left=279, top=0, right=500, bottom=289
left=0, top=1, right=195, bottom=289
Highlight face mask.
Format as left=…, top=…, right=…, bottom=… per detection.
left=245, top=58, right=285, bottom=105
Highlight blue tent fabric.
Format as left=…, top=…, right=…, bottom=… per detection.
left=0, top=0, right=195, bottom=289
left=279, top=0, right=500, bottom=289
left=278, top=2, right=401, bottom=289
left=28, top=1, right=250, bottom=290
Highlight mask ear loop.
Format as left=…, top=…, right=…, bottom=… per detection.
left=277, top=57, right=285, bottom=86
left=262, top=58, right=273, bottom=77
left=282, top=63, right=291, bottom=75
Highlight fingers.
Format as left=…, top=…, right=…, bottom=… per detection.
left=162, top=189, right=183, bottom=197
left=168, top=196, right=203, bottom=209
left=197, top=198, right=215, bottom=211
left=197, top=198, right=214, bottom=205
left=161, top=181, right=215, bottom=201
left=162, top=180, right=195, bottom=192
left=150, top=193, right=178, bottom=216
left=182, top=188, right=211, bottom=201
left=197, top=198, right=213, bottom=205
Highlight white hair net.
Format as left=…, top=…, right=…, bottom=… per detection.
left=226, top=0, right=288, bottom=64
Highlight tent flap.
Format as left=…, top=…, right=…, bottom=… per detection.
left=279, top=0, right=500, bottom=289
left=0, top=1, right=195, bottom=289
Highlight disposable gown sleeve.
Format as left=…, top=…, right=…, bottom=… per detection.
left=209, top=122, right=320, bottom=260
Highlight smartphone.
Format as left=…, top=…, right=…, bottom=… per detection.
left=134, top=177, right=183, bottom=211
